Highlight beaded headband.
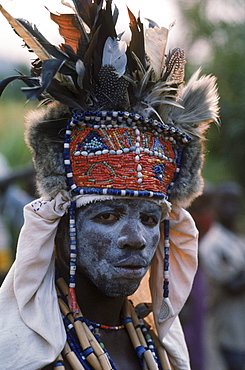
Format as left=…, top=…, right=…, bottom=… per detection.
left=0, top=0, right=219, bottom=317
left=64, top=110, right=191, bottom=200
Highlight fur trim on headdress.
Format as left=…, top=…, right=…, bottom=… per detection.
left=25, top=104, right=70, bottom=198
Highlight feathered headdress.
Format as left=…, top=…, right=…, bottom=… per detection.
left=0, top=0, right=219, bottom=206
left=0, top=1, right=220, bottom=353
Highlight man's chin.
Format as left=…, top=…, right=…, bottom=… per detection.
left=98, top=280, right=141, bottom=298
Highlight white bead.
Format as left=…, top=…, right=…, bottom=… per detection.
left=123, top=148, right=130, bottom=153
left=117, top=150, right=123, bottom=155
left=135, top=128, right=140, bottom=136
left=137, top=164, right=142, bottom=171
left=81, top=151, right=88, bottom=156
left=138, top=178, right=143, bottom=183
left=135, top=155, right=140, bottom=161
left=95, top=150, right=102, bottom=155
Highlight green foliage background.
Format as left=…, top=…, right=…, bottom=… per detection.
left=178, top=1, right=245, bottom=188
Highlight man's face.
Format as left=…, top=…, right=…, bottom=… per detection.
left=74, top=199, right=162, bottom=297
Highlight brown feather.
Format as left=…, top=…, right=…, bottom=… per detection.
left=50, top=12, right=82, bottom=55
left=0, top=5, right=50, bottom=61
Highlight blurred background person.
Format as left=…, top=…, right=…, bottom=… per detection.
left=181, top=185, right=215, bottom=370
left=0, top=153, right=34, bottom=283
left=200, top=182, right=245, bottom=370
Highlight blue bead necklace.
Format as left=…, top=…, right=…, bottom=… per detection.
left=55, top=277, right=162, bottom=370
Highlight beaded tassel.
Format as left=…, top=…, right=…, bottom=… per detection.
left=158, top=220, right=174, bottom=324
left=68, top=200, right=79, bottom=313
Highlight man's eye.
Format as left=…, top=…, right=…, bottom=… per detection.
left=141, top=214, right=157, bottom=225
left=96, top=213, right=118, bottom=221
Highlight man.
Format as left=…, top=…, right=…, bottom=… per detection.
left=0, top=1, right=219, bottom=369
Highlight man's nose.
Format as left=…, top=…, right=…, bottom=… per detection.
left=117, top=221, right=146, bottom=250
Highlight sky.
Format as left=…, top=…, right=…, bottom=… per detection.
left=0, top=0, right=181, bottom=66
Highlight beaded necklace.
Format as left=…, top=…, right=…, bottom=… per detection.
left=54, top=276, right=172, bottom=370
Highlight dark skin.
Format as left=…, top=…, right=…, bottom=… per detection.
left=44, top=199, right=163, bottom=369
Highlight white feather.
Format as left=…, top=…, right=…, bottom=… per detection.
left=76, top=59, right=86, bottom=89
left=145, top=27, right=169, bottom=80
left=102, top=37, right=127, bottom=75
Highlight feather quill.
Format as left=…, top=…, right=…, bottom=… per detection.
left=0, top=5, right=51, bottom=61
left=145, top=26, right=169, bottom=80
left=102, top=37, right=127, bottom=75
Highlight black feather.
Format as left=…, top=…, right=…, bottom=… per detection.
left=16, top=18, right=69, bottom=61
left=0, top=75, right=39, bottom=97
left=22, top=59, right=65, bottom=101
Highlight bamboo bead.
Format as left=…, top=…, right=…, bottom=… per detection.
left=73, top=320, right=103, bottom=370
left=97, top=352, right=112, bottom=370
left=65, top=351, right=86, bottom=370
left=149, top=330, right=171, bottom=370
left=143, top=349, right=159, bottom=370
left=58, top=298, right=74, bottom=323
left=56, top=276, right=69, bottom=297
left=62, top=343, right=85, bottom=370
left=82, top=323, right=105, bottom=355
left=53, top=354, right=65, bottom=370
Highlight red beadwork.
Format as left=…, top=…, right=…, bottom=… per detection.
left=70, top=127, right=177, bottom=195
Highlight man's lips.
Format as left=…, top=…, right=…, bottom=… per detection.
left=113, top=256, right=148, bottom=278
left=114, top=256, right=148, bottom=268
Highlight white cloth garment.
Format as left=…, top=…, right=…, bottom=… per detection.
left=0, top=191, right=198, bottom=370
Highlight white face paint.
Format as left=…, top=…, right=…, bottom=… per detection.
left=73, top=199, right=162, bottom=297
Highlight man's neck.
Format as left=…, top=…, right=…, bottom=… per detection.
left=60, top=268, right=126, bottom=327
